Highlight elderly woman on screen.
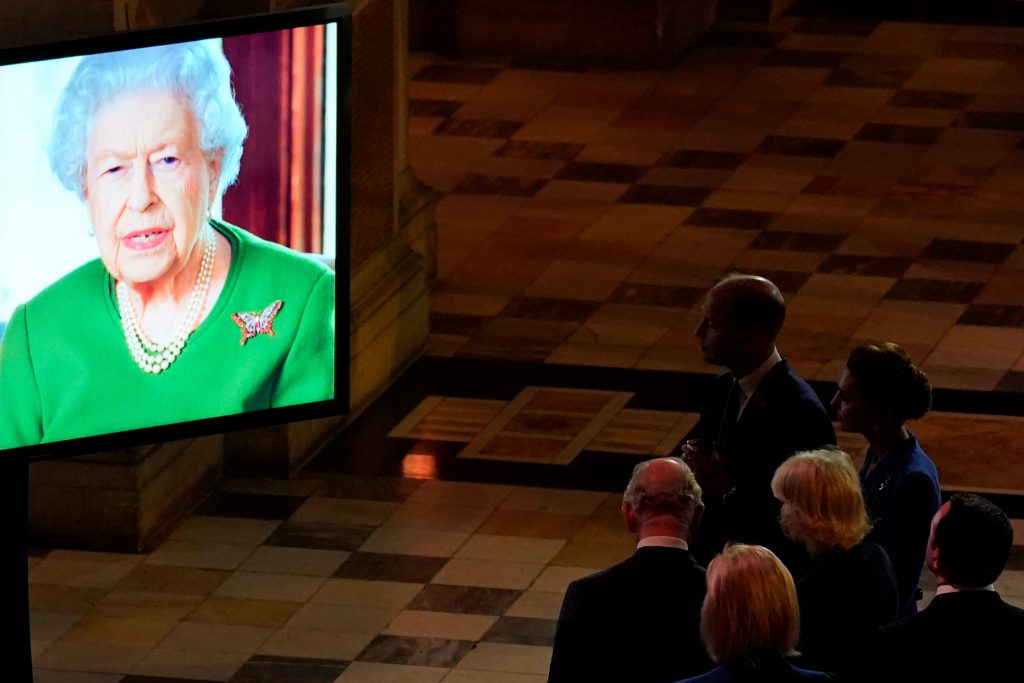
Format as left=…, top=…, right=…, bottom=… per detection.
left=673, top=544, right=829, bottom=683
left=0, top=42, right=334, bottom=450
left=772, top=448, right=898, bottom=677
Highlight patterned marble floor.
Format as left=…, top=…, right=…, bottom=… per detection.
left=411, top=18, right=1024, bottom=392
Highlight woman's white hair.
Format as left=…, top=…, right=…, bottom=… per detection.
left=47, top=41, right=248, bottom=200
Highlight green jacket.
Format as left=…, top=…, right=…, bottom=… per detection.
left=0, top=220, right=335, bottom=451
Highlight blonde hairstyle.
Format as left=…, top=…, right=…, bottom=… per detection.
left=771, top=448, right=871, bottom=553
left=701, top=544, right=799, bottom=666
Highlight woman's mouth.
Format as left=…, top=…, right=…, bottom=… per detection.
left=122, top=228, right=170, bottom=251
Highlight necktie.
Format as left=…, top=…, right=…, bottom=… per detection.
left=717, top=378, right=743, bottom=444
left=727, top=379, right=744, bottom=422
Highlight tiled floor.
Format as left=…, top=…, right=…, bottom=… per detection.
left=28, top=479, right=607, bottom=682
left=28, top=14, right=1024, bottom=683
left=411, top=18, right=1024, bottom=391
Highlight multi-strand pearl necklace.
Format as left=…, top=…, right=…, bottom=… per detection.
left=116, top=227, right=216, bottom=374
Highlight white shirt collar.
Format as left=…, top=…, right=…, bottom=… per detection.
left=936, top=583, right=996, bottom=596
left=637, top=536, right=689, bottom=550
left=736, top=347, right=782, bottom=416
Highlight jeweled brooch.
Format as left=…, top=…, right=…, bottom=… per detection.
left=232, top=300, right=283, bottom=345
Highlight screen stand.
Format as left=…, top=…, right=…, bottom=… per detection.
left=4, top=454, right=32, bottom=681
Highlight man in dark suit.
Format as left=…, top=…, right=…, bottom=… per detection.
left=684, top=274, right=836, bottom=572
left=874, top=493, right=1024, bottom=681
left=548, top=457, right=712, bottom=683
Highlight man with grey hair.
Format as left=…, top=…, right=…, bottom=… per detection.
left=548, top=457, right=713, bottom=683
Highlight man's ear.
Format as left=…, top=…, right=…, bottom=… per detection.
left=622, top=503, right=637, bottom=534
left=927, top=545, right=942, bottom=577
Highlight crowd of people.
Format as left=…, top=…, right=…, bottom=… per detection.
left=549, top=273, right=1024, bottom=682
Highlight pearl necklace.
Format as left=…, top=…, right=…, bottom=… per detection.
left=116, top=227, right=216, bottom=374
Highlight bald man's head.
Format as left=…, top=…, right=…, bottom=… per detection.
left=695, top=273, right=786, bottom=375
left=623, top=457, right=702, bottom=526
left=712, top=274, right=786, bottom=338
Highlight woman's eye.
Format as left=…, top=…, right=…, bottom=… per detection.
left=155, top=156, right=180, bottom=169
left=104, top=165, right=124, bottom=176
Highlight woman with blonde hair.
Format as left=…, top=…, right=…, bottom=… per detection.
left=673, top=544, right=828, bottom=682
left=773, top=448, right=898, bottom=676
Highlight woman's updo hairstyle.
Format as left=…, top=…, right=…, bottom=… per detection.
left=846, top=342, right=931, bottom=424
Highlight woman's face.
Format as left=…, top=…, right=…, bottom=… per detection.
left=776, top=497, right=795, bottom=538
left=83, top=89, right=221, bottom=287
left=831, top=367, right=873, bottom=434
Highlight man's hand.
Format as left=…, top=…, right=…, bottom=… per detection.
left=681, top=440, right=733, bottom=500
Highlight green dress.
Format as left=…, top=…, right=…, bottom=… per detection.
left=0, top=220, right=335, bottom=451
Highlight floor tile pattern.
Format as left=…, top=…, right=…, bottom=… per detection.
left=29, top=475, right=597, bottom=682
left=391, top=392, right=696, bottom=463
left=411, top=20, right=1024, bottom=390
left=388, top=385, right=1024, bottom=491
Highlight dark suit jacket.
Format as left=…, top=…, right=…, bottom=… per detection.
left=549, top=545, right=712, bottom=683
left=687, top=360, right=836, bottom=570
left=873, top=590, right=1024, bottom=682
left=794, top=542, right=898, bottom=677
left=675, top=656, right=830, bottom=682
left=859, top=434, right=940, bottom=616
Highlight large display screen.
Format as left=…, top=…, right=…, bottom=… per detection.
left=0, top=6, right=351, bottom=458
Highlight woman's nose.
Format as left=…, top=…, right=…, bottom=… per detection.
left=126, top=164, right=156, bottom=212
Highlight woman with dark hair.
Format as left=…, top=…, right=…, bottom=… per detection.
left=831, top=342, right=940, bottom=617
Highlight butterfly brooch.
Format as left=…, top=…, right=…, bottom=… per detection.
left=232, top=300, right=283, bottom=345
